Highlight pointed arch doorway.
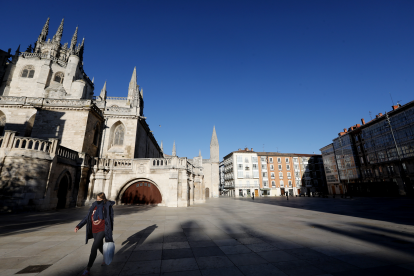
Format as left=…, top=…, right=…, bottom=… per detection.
left=121, top=181, right=162, bottom=205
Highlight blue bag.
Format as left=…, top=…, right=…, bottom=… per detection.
left=103, top=242, right=115, bottom=265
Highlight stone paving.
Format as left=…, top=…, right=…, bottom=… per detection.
left=0, top=197, right=414, bottom=276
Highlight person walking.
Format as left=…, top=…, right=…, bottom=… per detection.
left=252, top=192, right=254, bottom=200
left=75, top=192, right=115, bottom=276
left=286, top=191, right=289, bottom=201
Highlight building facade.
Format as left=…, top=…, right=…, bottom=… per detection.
left=320, top=144, right=343, bottom=195
left=223, top=149, right=326, bottom=197
left=322, top=102, right=414, bottom=196
left=223, top=148, right=260, bottom=197
left=257, top=152, right=326, bottom=196
left=0, top=18, right=219, bottom=212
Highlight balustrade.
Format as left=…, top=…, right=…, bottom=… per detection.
left=57, top=146, right=78, bottom=160
left=151, top=158, right=171, bottom=167
left=113, top=159, right=132, bottom=168
left=12, top=137, right=51, bottom=152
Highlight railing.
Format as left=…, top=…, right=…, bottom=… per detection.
left=113, top=159, right=132, bottom=168
left=107, top=97, right=128, bottom=101
left=152, top=158, right=170, bottom=166
left=105, top=106, right=131, bottom=113
left=21, top=52, right=68, bottom=67
left=57, top=146, right=78, bottom=160
left=12, top=137, right=51, bottom=152
left=0, top=96, right=92, bottom=107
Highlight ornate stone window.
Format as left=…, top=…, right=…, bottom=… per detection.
left=53, top=72, right=64, bottom=84
left=114, top=125, right=124, bottom=146
left=21, top=65, right=35, bottom=78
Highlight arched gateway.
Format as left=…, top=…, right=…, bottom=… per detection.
left=121, top=181, right=162, bottom=205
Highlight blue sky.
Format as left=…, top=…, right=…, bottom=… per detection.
left=1, top=0, right=414, bottom=160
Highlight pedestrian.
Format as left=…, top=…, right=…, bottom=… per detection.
left=286, top=191, right=289, bottom=201
left=252, top=192, right=254, bottom=200
left=74, top=192, right=115, bottom=276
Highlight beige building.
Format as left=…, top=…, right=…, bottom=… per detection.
left=257, top=152, right=326, bottom=196
left=0, top=18, right=219, bottom=212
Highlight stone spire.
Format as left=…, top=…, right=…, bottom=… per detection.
left=38, top=17, right=50, bottom=42
left=92, top=77, right=94, bottom=83
left=172, top=141, right=176, bottom=156
left=128, top=67, right=138, bottom=97
left=140, top=88, right=143, bottom=98
left=99, top=81, right=107, bottom=100
left=199, top=150, right=201, bottom=157
left=52, top=18, right=64, bottom=44
left=78, top=37, right=85, bottom=61
left=160, top=141, right=163, bottom=152
left=210, top=126, right=219, bottom=162
left=69, top=26, right=78, bottom=53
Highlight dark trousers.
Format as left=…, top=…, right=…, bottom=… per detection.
left=87, top=231, right=105, bottom=268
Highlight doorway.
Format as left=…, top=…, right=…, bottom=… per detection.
left=57, top=175, right=69, bottom=209
left=122, top=181, right=162, bottom=205
left=205, top=188, right=210, bottom=198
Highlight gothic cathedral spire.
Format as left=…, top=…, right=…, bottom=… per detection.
left=99, top=81, right=107, bottom=100
left=172, top=141, right=176, bottom=156
left=38, top=17, right=50, bottom=42
left=52, top=18, right=64, bottom=44
left=210, top=126, right=219, bottom=162
left=69, top=26, right=78, bottom=53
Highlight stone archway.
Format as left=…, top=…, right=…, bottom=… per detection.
left=205, top=187, right=210, bottom=198
left=121, top=181, right=162, bottom=205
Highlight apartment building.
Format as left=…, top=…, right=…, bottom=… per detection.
left=223, top=148, right=260, bottom=197
left=322, top=101, right=414, bottom=196
left=257, top=152, right=326, bottom=196
left=320, top=144, right=343, bottom=195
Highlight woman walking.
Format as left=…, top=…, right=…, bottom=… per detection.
left=74, top=192, right=115, bottom=276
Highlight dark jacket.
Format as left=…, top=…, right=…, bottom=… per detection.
left=76, top=200, right=115, bottom=244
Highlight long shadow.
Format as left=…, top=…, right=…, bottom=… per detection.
left=234, top=196, right=414, bottom=226
left=0, top=204, right=158, bottom=236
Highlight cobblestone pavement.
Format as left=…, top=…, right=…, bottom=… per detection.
left=1, top=197, right=414, bottom=276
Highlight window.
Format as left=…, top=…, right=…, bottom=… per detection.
left=314, top=180, right=318, bottom=185
left=53, top=72, right=64, bottom=84
left=261, top=157, right=266, bottom=162
left=21, top=65, right=35, bottom=78
left=296, top=180, right=301, bottom=187
left=252, top=164, right=258, bottom=169
left=269, top=157, right=273, bottom=163
left=278, top=165, right=282, bottom=170
left=262, top=172, right=268, bottom=178
left=279, top=172, right=283, bottom=179
left=293, top=157, right=298, bottom=163
left=287, top=172, right=291, bottom=178
left=271, top=181, right=276, bottom=187
left=280, top=180, right=284, bottom=187
left=263, top=180, right=268, bottom=187
left=93, top=123, right=100, bottom=146
left=238, top=164, right=243, bottom=170
left=114, top=125, right=124, bottom=145
left=270, top=172, right=275, bottom=179
left=261, top=164, right=267, bottom=170
left=238, top=171, right=244, bottom=178
left=288, top=180, right=292, bottom=187
left=252, top=157, right=258, bottom=163
left=270, top=165, right=274, bottom=170
left=277, top=158, right=281, bottom=163
left=286, top=164, right=290, bottom=170
left=285, top=158, right=289, bottom=163
left=245, top=158, right=249, bottom=163
left=360, top=157, right=364, bottom=164
left=237, top=156, right=243, bottom=163
left=253, top=171, right=259, bottom=178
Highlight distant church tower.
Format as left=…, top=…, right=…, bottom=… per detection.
left=210, top=126, right=219, bottom=162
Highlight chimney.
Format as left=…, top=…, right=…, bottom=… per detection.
left=379, top=113, right=383, bottom=117
left=238, top=148, right=241, bottom=151
left=361, top=118, right=365, bottom=125
left=392, top=105, right=400, bottom=110
left=245, top=147, right=248, bottom=151
left=343, top=128, right=347, bottom=133
left=356, top=124, right=361, bottom=127
left=251, top=148, right=253, bottom=151
left=376, top=115, right=379, bottom=119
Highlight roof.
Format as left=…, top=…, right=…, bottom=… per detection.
left=255, top=152, right=321, bottom=157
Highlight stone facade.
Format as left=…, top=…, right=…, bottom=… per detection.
left=0, top=18, right=219, bottom=212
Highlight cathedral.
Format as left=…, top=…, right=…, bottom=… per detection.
left=0, top=18, right=219, bottom=212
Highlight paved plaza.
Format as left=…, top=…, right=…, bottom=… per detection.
left=1, top=197, right=414, bottom=276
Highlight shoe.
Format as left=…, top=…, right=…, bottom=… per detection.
left=81, top=269, right=90, bottom=276
left=101, top=261, right=106, bottom=266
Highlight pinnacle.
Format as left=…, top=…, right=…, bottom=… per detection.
left=210, top=126, right=219, bottom=146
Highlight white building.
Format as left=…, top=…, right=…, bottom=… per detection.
left=223, top=148, right=259, bottom=197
